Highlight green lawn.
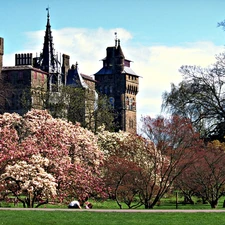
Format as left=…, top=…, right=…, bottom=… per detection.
left=1, top=197, right=225, bottom=225
left=1, top=210, right=225, bottom=225
left=2, top=196, right=225, bottom=210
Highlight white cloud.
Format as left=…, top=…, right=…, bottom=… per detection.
left=3, top=27, right=224, bottom=125
left=131, top=42, right=224, bottom=121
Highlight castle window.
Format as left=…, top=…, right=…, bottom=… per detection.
left=104, top=86, right=108, bottom=94
left=109, top=97, right=115, bottom=109
left=129, top=98, right=133, bottom=110
left=126, top=96, right=129, bottom=109
left=129, top=119, right=134, bottom=128
left=132, top=98, right=136, bottom=110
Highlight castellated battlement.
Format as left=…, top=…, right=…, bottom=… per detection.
left=15, top=53, right=33, bottom=66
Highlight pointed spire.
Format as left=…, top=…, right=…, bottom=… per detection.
left=46, top=6, right=50, bottom=19
left=46, top=6, right=51, bottom=29
left=115, top=32, right=118, bottom=47
left=40, top=7, right=57, bottom=73
left=116, top=39, right=124, bottom=58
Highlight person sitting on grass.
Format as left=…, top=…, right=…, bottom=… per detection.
left=85, top=201, right=93, bottom=209
left=68, top=200, right=81, bottom=209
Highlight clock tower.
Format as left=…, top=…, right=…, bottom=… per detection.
left=94, top=38, right=139, bottom=133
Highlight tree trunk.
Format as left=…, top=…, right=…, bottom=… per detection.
left=144, top=199, right=154, bottom=209
left=210, top=200, right=218, bottom=209
left=184, top=195, right=194, bottom=204
left=223, top=200, right=225, bottom=208
left=35, top=199, right=48, bottom=208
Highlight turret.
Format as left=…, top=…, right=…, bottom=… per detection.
left=62, top=54, right=70, bottom=84
left=95, top=36, right=139, bottom=133
left=115, top=39, right=125, bottom=73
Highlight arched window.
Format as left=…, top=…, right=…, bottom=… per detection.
left=129, top=98, right=133, bottom=110
left=104, top=86, right=108, bottom=94
left=126, top=96, right=129, bottom=109
left=132, top=98, right=136, bottom=110
left=129, top=119, right=134, bottom=128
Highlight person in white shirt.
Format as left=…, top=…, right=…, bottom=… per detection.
left=68, top=200, right=81, bottom=209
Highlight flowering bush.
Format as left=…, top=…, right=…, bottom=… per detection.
left=97, top=128, right=167, bottom=208
left=0, top=109, right=104, bottom=207
left=0, top=154, right=57, bottom=208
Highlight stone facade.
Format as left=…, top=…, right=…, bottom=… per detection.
left=1, top=66, right=48, bottom=114
left=95, top=39, right=139, bottom=133
left=0, top=11, right=139, bottom=133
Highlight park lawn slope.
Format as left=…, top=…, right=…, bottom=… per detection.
left=1, top=210, right=225, bottom=225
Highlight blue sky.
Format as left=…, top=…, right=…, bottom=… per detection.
left=1, top=0, right=225, bottom=129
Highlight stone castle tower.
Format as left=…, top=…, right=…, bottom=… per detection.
left=32, top=8, right=62, bottom=92
left=0, top=37, right=3, bottom=74
left=0, top=11, right=139, bottom=133
left=95, top=37, right=139, bottom=133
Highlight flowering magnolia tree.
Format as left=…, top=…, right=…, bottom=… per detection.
left=140, top=115, right=202, bottom=208
left=0, top=109, right=104, bottom=207
left=0, top=112, right=38, bottom=176
left=97, top=128, right=168, bottom=209
left=0, top=154, right=57, bottom=208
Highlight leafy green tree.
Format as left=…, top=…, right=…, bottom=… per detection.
left=92, top=93, right=118, bottom=133
left=162, top=52, right=225, bottom=141
left=44, top=86, right=116, bottom=133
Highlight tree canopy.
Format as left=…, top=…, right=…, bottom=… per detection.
left=0, top=109, right=104, bottom=207
left=98, top=115, right=201, bottom=209
left=41, top=86, right=116, bottom=133
left=162, top=52, right=225, bottom=141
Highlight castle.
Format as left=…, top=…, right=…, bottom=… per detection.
left=0, top=9, right=139, bottom=133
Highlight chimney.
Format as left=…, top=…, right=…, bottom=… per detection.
left=62, top=54, right=70, bottom=84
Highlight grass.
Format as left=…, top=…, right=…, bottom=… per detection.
left=2, top=196, right=225, bottom=210
left=1, top=197, right=225, bottom=225
left=1, top=210, right=225, bottom=225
